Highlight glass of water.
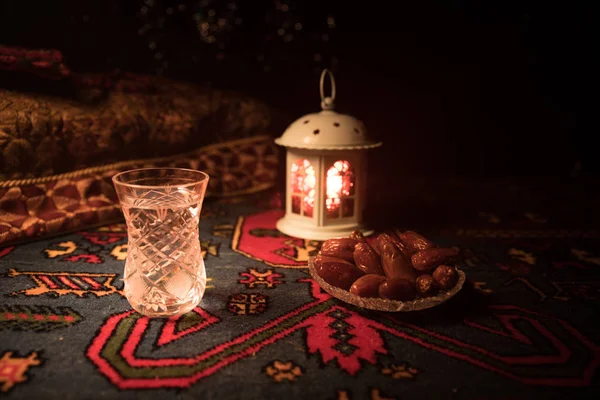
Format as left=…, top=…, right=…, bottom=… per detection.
left=112, top=168, right=209, bottom=317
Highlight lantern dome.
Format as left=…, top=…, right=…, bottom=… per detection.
left=275, top=70, right=382, bottom=150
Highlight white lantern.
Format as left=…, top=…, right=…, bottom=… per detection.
left=275, top=69, right=382, bottom=241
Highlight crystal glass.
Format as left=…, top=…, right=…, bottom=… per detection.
left=113, top=168, right=209, bottom=317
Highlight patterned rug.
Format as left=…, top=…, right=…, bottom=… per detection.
left=1, top=191, right=599, bottom=399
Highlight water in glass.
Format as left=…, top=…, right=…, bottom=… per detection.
left=121, top=187, right=206, bottom=317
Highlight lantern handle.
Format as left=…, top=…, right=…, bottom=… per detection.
left=320, top=69, right=336, bottom=110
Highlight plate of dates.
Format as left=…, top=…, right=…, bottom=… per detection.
left=308, top=230, right=466, bottom=312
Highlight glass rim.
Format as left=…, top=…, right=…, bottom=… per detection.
left=112, top=167, right=209, bottom=189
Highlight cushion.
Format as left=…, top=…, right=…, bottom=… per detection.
left=0, top=46, right=280, bottom=245
left=0, top=74, right=273, bottom=180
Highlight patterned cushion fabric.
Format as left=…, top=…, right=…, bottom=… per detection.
left=0, top=136, right=278, bottom=246
left=0, top=74, right=273, bottom=180
left=0, top=47, right=280, bottom=245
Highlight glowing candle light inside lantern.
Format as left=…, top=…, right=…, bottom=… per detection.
left=326, top=160, right=353, bottom=218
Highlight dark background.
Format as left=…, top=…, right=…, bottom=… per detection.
left=0, top=0, right=593, bottom=179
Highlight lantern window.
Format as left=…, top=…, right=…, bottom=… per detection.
left=290, top=158, right=316, bottom=218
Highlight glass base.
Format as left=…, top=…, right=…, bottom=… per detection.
left=125, top=277, right=206, bottom=318
left=127, top=291, right=204, bottom=318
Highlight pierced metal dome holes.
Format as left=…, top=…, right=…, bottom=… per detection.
left=354, top=128, right=360, bottom=134
left=303, top=120, right=310, bottom=124
left=333, top=122, right=340, bottom=127
left=313, top=129, right=320, bottom=135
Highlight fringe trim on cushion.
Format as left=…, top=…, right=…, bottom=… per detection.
left=0, top=135, right=278, bottom=245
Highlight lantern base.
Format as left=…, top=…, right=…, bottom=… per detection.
left=276, top=217, right=374, bottom=241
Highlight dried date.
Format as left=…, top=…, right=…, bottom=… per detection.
left=379, top=239, right=417, bottom=282
left=353, top=242, right=384, bottom=275
left=320, top=238, right=358, bottom=263
left=411, top=247, right=459, bottom=272
left=314, top=255, right=364, bottom=291
left=415, top=274, right=437, bottom=297
left=373, top=233, right=396, bottom=252
left=349, top=230, right=367, bottom=243
left=349, top=274, right=387, bottom=298
left=371, top=234, right=384, bottom=255
left=389, top=234, right=413, bottom=259
left=432, top=265, right=458, bottom=290
left=398, top=231, right=435, bottom=255
left=378, top=278, right=417, bottom=301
